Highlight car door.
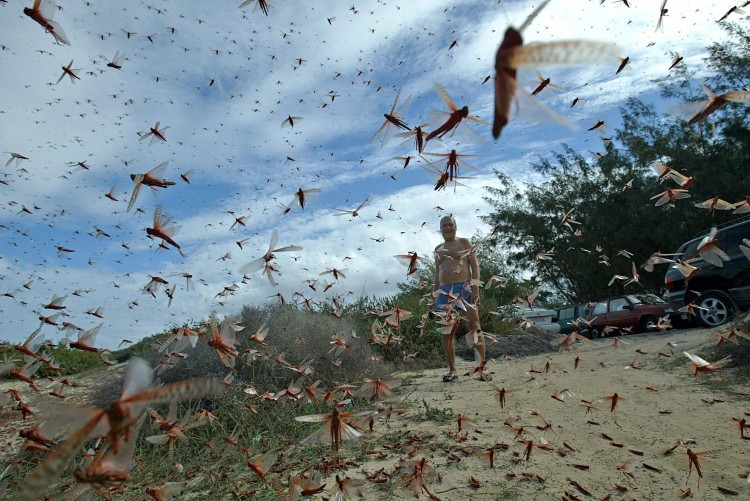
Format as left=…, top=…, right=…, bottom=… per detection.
left=724, top=224, right=750, bottom=304
left=605, top=297, right=633, bottom=329
left=588, top=301, right=607, bottom=327
left=557, top=306, right=575, bottom=333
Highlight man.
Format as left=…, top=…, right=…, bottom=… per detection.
left=433, top=215, right=490, bottom=382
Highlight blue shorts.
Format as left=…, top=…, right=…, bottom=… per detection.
left=433, top=282, right=471, bottom=311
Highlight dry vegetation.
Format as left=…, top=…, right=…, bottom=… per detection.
left=2, top=305, right=748, bottom=500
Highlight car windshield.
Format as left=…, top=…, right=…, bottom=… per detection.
left=679, top=238, right=701, bottom=258
left=592, top=301, right=607, bottom=315
left=627, top=294, right=666, bottom=305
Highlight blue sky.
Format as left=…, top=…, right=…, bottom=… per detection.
left=0, top=0, right=737, bottom=348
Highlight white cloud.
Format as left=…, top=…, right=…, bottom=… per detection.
left=0, top=0, right=735, bottom=348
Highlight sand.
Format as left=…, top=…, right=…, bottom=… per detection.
left=2, top=327, right=748, bottom=500
left=366, top=327, right=750, bottom=500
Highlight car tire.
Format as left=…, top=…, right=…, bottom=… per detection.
left=695, top=291, right=734, bottom=328
left=670, top=314, right=692, bottom=329
left=589, top=327, right=601, bottom=339
left=640, top=315, right=657, bottom=332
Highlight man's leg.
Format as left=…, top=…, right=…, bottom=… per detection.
left=442, top=333, right=457, bottom=375
left=465, top=307, right=485, bottom=363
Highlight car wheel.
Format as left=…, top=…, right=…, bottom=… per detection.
left=670, top=314, right=692, bottom=329
left=589, top=327, right=601, bottom=339
left=695, top=291, right=734, bottom=328
left=640, top=315, right=657, bottom=332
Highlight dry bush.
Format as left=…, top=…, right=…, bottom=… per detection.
left=706, top=317, right=750, bottom=378
left=96, top=305, right=391, bottom=405
left=249, top=304, right=390, bottom=385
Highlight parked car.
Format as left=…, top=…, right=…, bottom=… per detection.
left=664, top=217, right=750, bottom=327
left=583, top=294, right=673, bottom=338
left=519, top=307, right=561, bottom=333
left=556, top=303, right=592, bottom=335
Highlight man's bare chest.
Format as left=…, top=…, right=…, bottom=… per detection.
left=436, top=242, right=468, bottom=263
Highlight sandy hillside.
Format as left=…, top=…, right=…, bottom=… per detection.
left=370, top=327, right=750, bottom=500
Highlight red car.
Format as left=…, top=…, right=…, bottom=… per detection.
left=584, top=294, right=673, bottom=338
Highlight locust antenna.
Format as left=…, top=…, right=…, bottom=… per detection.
left=518, top=0, right=553, bottom=33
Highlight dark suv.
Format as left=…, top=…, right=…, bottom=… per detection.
left=557, top=304, right=591, bottom=335
left=664, top=217, right=750, bottom=327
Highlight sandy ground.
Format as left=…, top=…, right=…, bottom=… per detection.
left=1, top=328, right=749, bottom=500
left=0, top=363, right=127, bottom=464
left=370, top=327, right=750, bottom=500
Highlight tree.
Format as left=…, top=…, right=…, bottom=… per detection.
left=351, top=247, right=529, bottom=367
left=482, top=21, right=750, bottom=303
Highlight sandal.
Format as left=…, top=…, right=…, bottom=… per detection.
left=442, top=372, right=458, bottom=383
left=479, top=371, right=493, bottom=382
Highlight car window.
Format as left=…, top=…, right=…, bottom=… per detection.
left=558, top=307, right=575, bottom=320
left=628, top=294, right=665, bottom=305
left=609, top=297, right=629, bottom=311
left=679, top=238, right=701, bottom=259
left=592, top=302, right=606, bottom=315
left=724, top=223, right=750, bottom=254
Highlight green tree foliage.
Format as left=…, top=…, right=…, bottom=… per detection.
left=482, top=21, right=750, bottom=304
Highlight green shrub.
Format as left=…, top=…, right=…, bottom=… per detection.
left=0, top=342, right=104, bottom=379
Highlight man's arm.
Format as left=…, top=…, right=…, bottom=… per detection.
left=432, top=249, right=442, bottom=312
left=433, top=247, right=441, bottom=292
left=465, top=239, right=480, bottom=303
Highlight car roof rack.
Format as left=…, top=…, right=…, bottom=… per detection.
left=689, top=214, right=750, bottom=240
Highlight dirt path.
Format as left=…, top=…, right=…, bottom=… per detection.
left=373, top=328, right=750, bottom=500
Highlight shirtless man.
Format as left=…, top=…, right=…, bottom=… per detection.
left=433, top=215, right=489, bottom=382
